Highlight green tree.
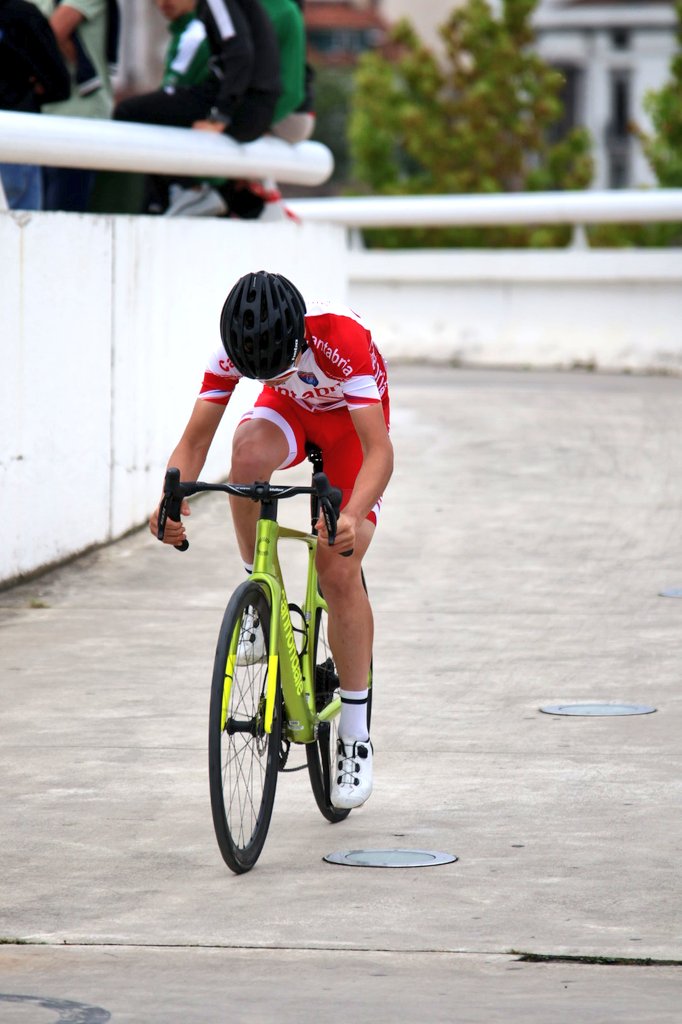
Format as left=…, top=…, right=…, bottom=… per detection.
left=641, top=0, right=682, bottom=189
left=348, top=0, right=592, bottom=247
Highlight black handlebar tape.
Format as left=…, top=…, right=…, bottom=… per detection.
left=162, top=468, right=189, bottom=552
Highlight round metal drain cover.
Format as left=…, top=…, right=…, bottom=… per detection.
left=659, top=587, right=682, bottom=598
left=540, top=702, right=656, bottom=717
left=323, top=848, right=458, bottom=868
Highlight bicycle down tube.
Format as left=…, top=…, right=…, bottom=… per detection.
left=250, top=518, right=318, bottom=743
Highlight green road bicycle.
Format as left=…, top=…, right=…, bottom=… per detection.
left=158, top=447, right=372, bottom=874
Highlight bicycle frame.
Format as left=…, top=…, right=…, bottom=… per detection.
left=224, top=514, right=340, bottom=745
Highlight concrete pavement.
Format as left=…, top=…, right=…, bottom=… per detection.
left=1, top=366, right=681, bottom=1021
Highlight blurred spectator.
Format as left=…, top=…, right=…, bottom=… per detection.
left=0, top=0, right=70, bottom=209
left=227, top=0, right=313, bottom=221
left=115, top=0, right=281, bottom=218
left=114, top=0, right=280, bottom=145
left=166, top=0, right=312, bottom=219
left=260, top=0, right=309, bottom=143
left=291, top=0, right=314, bottom=136
left=140, top=0, right=215, bottom=214
left=29, top=0, right=118, bottom=211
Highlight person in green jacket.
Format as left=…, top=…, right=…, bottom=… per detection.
left=260, top=0, right=311, bottom=144
left=147, top=0, right=221, bottom=215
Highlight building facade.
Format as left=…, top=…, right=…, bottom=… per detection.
left=534, top=1, right=677, bottom=188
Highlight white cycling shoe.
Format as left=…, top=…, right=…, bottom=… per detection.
left=236, top=608, right=267, bottom=666
left=331, top=737, right=373, bottom=809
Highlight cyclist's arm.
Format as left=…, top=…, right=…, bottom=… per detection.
left=345, top=403, right=393, bottom=524
left=317, top=403, right=393, bottom=554
left=150, top=399, right=226, bottom=544
left=167, top=398, right=226, bottom=480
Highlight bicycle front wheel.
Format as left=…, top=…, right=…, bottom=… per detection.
left=208, top=580, right=282, bottom=873
left=306, top=573, right=373, bottom=823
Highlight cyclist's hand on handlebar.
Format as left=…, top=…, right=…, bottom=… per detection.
left=316, top=509, right=356, bottom=557
left=150, top=499, right=191, bottom=545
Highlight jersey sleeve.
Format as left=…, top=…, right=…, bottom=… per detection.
left=198, top=348, right=241, bottom=405
left=342, top=373, right=381, bottom=409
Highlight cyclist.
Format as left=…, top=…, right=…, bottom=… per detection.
left=150, top=270, right=393, bottom=809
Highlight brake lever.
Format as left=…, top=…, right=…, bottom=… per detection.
left=159, top=468, right=189, bottom=552
left=319, top=493, right=353, bottom=558
left=320, top=495, right=337, bottom=546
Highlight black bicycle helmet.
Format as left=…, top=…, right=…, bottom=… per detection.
left=219, top=270, right=307, bottom=379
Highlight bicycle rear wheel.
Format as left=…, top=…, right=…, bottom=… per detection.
left=306, top=574, right=372, bottom=823
left=208, top=580, right=281, bottom=873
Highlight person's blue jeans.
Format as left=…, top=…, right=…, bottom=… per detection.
left=0, top=163, right=43, bottom=210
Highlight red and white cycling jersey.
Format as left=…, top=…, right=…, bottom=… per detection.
left=199, top=300, right=389, bottom=413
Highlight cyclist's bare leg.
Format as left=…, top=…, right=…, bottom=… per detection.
left=229, top=418, right=289, bottom=563
left=316, top=519, right=375, bottom=694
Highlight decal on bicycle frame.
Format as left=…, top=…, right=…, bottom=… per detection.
left=280, top=592, right=304, bottom=696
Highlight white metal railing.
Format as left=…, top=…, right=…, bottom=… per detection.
left=2, top=110, right=682, bottom=230
left=285, top=190, right=682, bottom=227
left=0, top=109, right=333, bottom=209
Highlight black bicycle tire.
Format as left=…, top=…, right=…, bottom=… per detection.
left=208, top=580, right=282, bottom=873
left=306, top=570, right=372, bottom=822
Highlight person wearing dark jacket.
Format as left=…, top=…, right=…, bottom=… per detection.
left=114, top=0, right=280, bottom=217
left=0, top=0, right=70, bottom=209
left=114, top=0, right=280, bottom=144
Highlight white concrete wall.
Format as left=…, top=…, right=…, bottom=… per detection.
left=349, top=248, right=682, bottom=372
left=1, top=212, right=347, bottom=584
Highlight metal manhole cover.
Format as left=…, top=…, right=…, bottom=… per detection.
left=540, top=702, right=656, bottom=717
left=323, top=848, right=458, bottom=868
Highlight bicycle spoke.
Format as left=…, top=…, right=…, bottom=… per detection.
left=223, top=736, right=265, bottom=843
left=223, top=675, right=266, bottom=829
